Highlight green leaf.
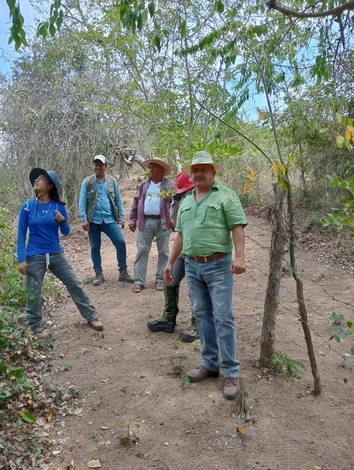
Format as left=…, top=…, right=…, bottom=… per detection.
left=333, top=334, right=340, bottom=343
left=180, top=20, right=186, bottom=37
left=287, top=155, right=295, bottom=168
left=54, top=0, right=61, bottom=8
left=141, top=8, right=148, bottom=27
left=49, top=23, right=56, bottom=36
left=153, top=34, right=161, bottom=51
left=344, top=378, right=348, bottom=384
left=148, top=2, right=155, bottom=17
left=336, top=134, right=344, bottom=148
left=215, top=0, right=224, bottom=13
left=182, top=375, right=190, bottom=388
left=20, top=411, right=36, bottom=423
left=137, top=345, right=143, bottom=351
left=318, top=350, right=326, bottom=356
left=336, top=113, right=343, bottom=124
left=347, top=321, right=353, bottom=329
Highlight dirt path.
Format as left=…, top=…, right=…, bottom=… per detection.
left=45, top=193, right=354, bottom=470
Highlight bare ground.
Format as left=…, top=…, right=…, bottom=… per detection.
left=41, top=184, right=354, bottom=470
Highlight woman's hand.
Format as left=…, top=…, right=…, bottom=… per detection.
left=18, top=262, right=27, bottom=275
left=54, top=210, right=65, bottom=223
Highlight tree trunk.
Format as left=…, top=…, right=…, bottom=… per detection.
left=296, top=278, right=321, bottom=396
left=119, top=155, right=127, bottom=181
left=259, top=184, right=287, bottom=366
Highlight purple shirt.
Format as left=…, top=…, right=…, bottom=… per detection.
left=129, top=177, right=175, bottom=230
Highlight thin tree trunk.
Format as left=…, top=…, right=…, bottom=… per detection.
left=259, top=184, right=287, bottom=366
left=296, top=278, right=321, bottom=396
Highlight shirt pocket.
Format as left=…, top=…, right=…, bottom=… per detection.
left=202, top=202, right=221, bottom=224
left=178, top=205, right=192, bottom=224
left=87, top=189, right=96, bottom=200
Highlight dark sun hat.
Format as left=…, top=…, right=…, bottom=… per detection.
left=29, top=168, right=63, bottom=203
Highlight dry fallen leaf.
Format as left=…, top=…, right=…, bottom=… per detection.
left=52, top=449, right=62, bottom=455
left=67, top=460, right=76, bottom=470
left=318, top=350, right=326, bottom=356
left=208, top=395, right=214, bottom=398
left=236, top=427, right=245, bottom=435
left=256, top=374, right=262, bottom=379
left=47, top=410, right=55, bottom=422
left=81, top=348, right=88, bottom=354
left=87, top=459, right=101, bottom=468
left=314, top=467, right=322, bottom=470
left=100, top=425, right=110, bottom=430
left=74, top=408, right=83, bottom=416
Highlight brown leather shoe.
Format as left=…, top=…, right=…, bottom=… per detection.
left=223, top=378, right=238, bottom=400
left=186, top=366, right=219, bottom=383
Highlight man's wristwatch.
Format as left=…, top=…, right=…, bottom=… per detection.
left=59, top=219, right=67, bottom=226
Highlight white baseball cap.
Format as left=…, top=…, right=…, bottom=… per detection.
left=93, top=155, right=107, bottom=164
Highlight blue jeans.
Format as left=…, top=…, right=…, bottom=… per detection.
left=171, top=255, right=185, bottom=285
left=89, top=222, right=127, bottom=273
left=26, top=253, right=97, bottom=333
left=184, top=253, right=240, bottom=378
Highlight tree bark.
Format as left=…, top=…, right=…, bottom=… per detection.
left=259, top=184, right=287, bottom=366
left=296, top=278, right=321, bottom=396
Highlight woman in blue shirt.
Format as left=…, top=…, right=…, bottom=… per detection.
left=17, top=168, right=104, bottom=337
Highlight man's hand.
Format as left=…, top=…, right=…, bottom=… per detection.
left=164, top=262, right=174, bottom=284
left=18, top=262, right=27, bottom=275
left=82, top=221, right=90, bottom=232
left=231, top=255, right=246, bottom=275
left=129, top=224, right=136, bottom=232
left=118, top=219, right=125, bottom=229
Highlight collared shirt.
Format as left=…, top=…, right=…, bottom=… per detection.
left=129, top=177, right=175, bottom=230
left=144, top=181, right=161, bottom=215
left=175, top=182, right=247, bottom=257
left=79, top=175, right=124, bottom=224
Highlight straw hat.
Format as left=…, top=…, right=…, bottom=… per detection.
left=182, top=151, right=224, bottom=175
left=143, top=157, right=171, bottom=176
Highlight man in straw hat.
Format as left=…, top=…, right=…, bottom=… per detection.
left=129, top=157, right=175, bottom=293
left=164, top=151, right=247, bottom=400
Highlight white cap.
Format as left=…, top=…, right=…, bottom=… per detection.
left=93, top=155, right=107, bottom=164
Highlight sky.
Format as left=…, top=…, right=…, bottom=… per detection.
left=0, top=0, right=36, bottom=74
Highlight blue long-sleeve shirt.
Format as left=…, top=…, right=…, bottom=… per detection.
left=17, top=199, right=70, bottom=263
left=78, top=176, right=124, bottom=224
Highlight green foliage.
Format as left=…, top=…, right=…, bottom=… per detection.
left=0, top=207, right=27, bottom=307
left=330, top=312, right=354, bottom=348
left=7, top=0, right=64, bottom=50
left=319, top=176, right=354, bottom=234
left=271, top=352, right=306, bottom=379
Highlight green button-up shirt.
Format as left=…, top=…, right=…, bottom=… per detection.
left=175, top=182, right=247, bottom=257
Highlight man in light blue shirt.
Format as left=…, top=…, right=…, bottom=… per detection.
left=79, top=155, right=133, bottom=286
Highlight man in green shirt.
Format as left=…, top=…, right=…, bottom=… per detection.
left=164, top=151, right=247, bottom=400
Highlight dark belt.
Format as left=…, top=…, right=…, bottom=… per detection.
left=145, top=215, right=161, bottom=219
left=189, top=252, right=228, bottom=263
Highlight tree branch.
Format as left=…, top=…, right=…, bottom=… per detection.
left=266, top=0, right=354, bottom=18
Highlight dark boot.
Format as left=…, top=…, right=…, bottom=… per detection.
left=147, top=285, right=179, bottom=333
left=181, top=315, right=199, bottom=343
left=92, top=271, right=105, bottom=286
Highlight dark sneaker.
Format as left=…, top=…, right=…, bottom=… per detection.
left=181, top=328, right=199, bottom=343
left=88, top=319, right=104, bottom=331
left=119, top=270, right=134, bottom=283
left=147, top=317, right=175, bottom=333
left=93, top=271, right=105, bottom=286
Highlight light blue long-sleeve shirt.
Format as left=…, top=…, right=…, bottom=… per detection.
left=79, top=175, right=124, bottom=224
